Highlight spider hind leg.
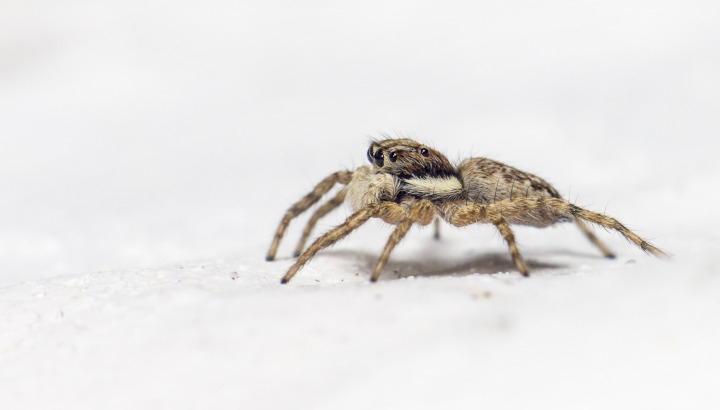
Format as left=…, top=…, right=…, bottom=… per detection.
left=530, top=197, right=666, bottom=258
left=574, top=217, right=616, bottom=258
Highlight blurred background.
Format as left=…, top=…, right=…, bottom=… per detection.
left=1, top=0, right=718, bottom=286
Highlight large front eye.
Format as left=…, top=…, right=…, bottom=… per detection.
left=420, top=148, right=429, bottom=157
left=389, top=151, right=398, bottom=162
left=373, top=148, right=384, bottom=167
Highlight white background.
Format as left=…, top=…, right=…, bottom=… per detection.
left=1, top=0, right=719, bottom=408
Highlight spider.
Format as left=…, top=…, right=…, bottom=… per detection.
left=266, top=138, right=666, bottom=283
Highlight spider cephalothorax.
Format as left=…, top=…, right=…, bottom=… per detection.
left=267, top=137, right=666, bottom=284
left=366, top=139, right=464, bottom=202
left=367, top=139, right=456, bottom=179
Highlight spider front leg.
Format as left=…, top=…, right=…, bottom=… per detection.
left=293, top=188, right=347, bottom=257
left=371, top=200, right=436, bottom=282
left=266, top=170, right=352, bottom=261
left=281, top=201, right=407, bottom=284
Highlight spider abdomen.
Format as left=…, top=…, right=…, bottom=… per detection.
left=459, top=158, right=568, bottom=227
left=459, top=157, right=561, bottom=202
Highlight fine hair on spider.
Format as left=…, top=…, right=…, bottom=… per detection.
left=266, top=138, right=667, bottom=284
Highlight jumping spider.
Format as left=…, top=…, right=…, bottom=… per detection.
left=267, top=138, right=665, bottom=283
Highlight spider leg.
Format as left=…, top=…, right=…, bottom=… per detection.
left=433, top=217, right=441, bottom=240
left=438, top=201, right=490, bottom=227
left=293, top=188, right=347, bottom=257
left=487, top=207, right=529, bottom=276
left=573, top=217, right=616, bottom=258
left=439, top=202, right=529, bottom=276
left=539, top=197, right=667, bottom=258
left=441, top=197, right=665, bottom=271
left=481, top=197, right=666, bottom=258
left=266, top=170, right=352, bottom=261
left=370, top=200, right=435, bottom=282
left=281, top=202, right=406, bottom=284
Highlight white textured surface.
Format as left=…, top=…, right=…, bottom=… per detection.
left=2, top=1, right=719, bottom=408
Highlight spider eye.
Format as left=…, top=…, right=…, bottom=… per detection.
left=420, top=148, right=429, bottom=157
left=389, top=151, right=398, bottom=162
left=366, top=147, right=374, bottom=164
left=373, top=149, right=384, bottom=167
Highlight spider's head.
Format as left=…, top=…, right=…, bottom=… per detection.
left=366, top=138, right=457, bottom=179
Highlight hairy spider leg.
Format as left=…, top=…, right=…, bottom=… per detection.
left=370, top=200, right=436, bottom=282
left=573, top=218, right=616, bottom=258
left=481, top=197, right=666, bottom=257
left=441, top=196, right=666, bottom=274
left=266, top=170, right=352, bottom=261
left=439, top=202, right=529, bottom=276
left=281, top=202, right=407, bottom=284
left=487, top=208, right=529, bottom=276
left=538, top=198, right=667, bottom=257
left=294, top=188, right=348, bottom=257
left=433, top=218, right=441, bottom=240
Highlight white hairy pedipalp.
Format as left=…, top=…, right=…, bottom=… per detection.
left=346, top=165, right=399, bottom=212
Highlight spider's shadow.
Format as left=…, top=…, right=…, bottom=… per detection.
left=324, top=249, right=567, bottom=280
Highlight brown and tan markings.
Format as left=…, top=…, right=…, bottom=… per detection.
left=267, top=138, right=666, bottom=283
